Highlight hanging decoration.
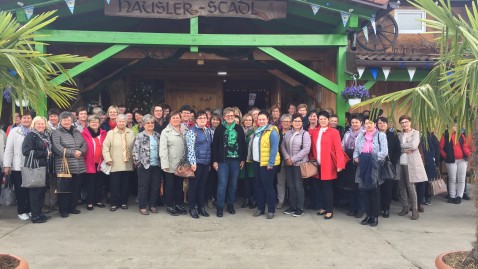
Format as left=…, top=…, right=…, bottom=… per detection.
left=407, top=67, right=416, bottom=81
left=370, top=67, right=379, bottom=80
left=65, top=0, right=75, bottom=14
left=357, top=66, right=366, bottom=79
left=341, top=75, right=370, bottom=106
left=23, top=6, right=34, bottom=20
left=370, top=15, right=377, bottom=35
left=310, top=3, right=320, bottom=15
left=340, top=11, right=351, bottom=27
left=362, top=26, right=369, bottom=42
left=382, top=67, right=391, bottom=81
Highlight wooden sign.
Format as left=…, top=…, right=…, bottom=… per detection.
left=105, top=0, right=287, bottom=21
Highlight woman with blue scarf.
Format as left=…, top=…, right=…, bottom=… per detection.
left=247, top=111, right=280, bottom=219
left=353, top=119, right=388, bottom=227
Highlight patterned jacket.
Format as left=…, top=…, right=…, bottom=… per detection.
left=186, top=125, right=212, bottom=165
left=132, top=131, right=161, bottom=169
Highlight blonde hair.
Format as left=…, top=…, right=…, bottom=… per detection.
left=107, top=105, right=119, bottom=115
left=241, top=113, right=253, bottom=127
left=31, top=116, right=50, bottom=132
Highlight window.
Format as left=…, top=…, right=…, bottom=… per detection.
left=394, top=9, right=426, bottom=34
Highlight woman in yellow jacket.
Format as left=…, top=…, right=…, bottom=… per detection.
left=247, top=111, right=280, bottom=219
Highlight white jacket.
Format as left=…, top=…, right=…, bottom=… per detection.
left=3, top=127, right=27, bottom=171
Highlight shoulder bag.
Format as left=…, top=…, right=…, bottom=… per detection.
left=428, top=167, right=447, bottom=196
left=56, top=148, right=73, bottom=193
left=0, top=175, right=16, bottom=206
left=378, top=134, right=397, bottom=180
left=21, top=150, right=47, bottom=188
left=294, top=131, right=318, bottom=178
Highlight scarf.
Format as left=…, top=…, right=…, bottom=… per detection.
left=223, top=121, right=237, bottom=146
left=254, top=124, right=268, bottom=136
left=362, top=129, right=376, bottom=153
left=19, top=125, right=31, bottom=136
left=88, top=127, right=101, bottom=138
left=33, top=129, right=51, bottom=151
left=345, top=128, right=362, bottom=149
left=119, top=128, right=130, bottom=162
left=109, top=119, right=117, bottom=130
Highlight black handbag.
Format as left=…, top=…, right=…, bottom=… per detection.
left=378, top=134, right=397, bottom=180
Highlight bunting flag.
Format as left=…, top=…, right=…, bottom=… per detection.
left=407, top=67, right=416, bottom=81
left=24, top=6, right=34, bottom=20
left=340, top=11, right=351, bottom=27
left=65, top=0, right=75, bottom=14
left=310, top=4, right=320, bottom=15
left=370, top=67, right=379, bottom=80
left=106, top=0, right=111, bottom=4
left=362, top=26, right=369, bottom=42
left=357, top=66, right=366, bottom=79
left=370, top=15, right=377, bottom=35
left=382, top=67, right=391, bottom=81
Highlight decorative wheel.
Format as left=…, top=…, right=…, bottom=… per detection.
left=356, top=14, right=399, bottom=52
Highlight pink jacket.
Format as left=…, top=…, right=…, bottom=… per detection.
left=81, top=128, right=107, bottom=174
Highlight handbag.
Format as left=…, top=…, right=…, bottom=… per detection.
left=429, top=168, right=447, bottom=196
left=174, top=161, right=196, bottom=179
left=99, top=160, right=111, bottom=175
left=300, top=161, right=318, bottom=178
left=0, top=175, right=16, bottom=206
left=56, top=149, right=73, bottom=193
left=377, top=134, right=397, bottom=180
left=21, top=150, right=47, bottom=188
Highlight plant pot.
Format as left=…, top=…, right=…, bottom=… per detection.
left=348, top=98, right=362, bottom=106
left=435, top=250, right=470, bottom=269
left=0, top=254, right=29, bottom=269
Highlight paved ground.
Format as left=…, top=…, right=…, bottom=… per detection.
left=0, top=191, right=475, bottom=269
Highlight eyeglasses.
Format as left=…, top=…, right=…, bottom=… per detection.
left=154, top=109, right=163, bottom=112
left=293, top=120, right=302, bottom=123
left=197, top=117, right=207, bottom=120
left=224, top=114, right=234, bottom=118
left=400, top=120, right=410, bottom=125
left=144, top=122, right=155, bottom=125
left=281, top=120, right=291, bottom=123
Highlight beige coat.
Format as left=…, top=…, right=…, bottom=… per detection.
left=102, top=127, right=135, bottom=173
left=160, top=123, right=187, bottom=172
left=398, top=129, right=427, bottom=183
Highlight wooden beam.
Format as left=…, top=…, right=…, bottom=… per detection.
left=363, top=80, right=377, bottom=90
left=190, top=17, right=199, bottom=53
left=35, top=30, right=348, bottom=47
left=267, top=69, right=302, bottom=87
left=336, top=46, right=347, bottom=125
left=83, top=58, right=143, bottom=93
left=35, top=43, right=47, bottom=117
left=258, top=47, right=338, bottom=93
left=51, top=45, right=129, bottom=86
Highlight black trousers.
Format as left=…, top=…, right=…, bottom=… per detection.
left=85, top=167, right=105, bottom=205
left=164, top=172, right=184, bottom=207
left=416, top=181, right=426, bottom=205
left=188, top=164, right=209, bottom=209
left=362, top=188, right=380, bottom=218
left=29, top=187, right=45, bottom=218
left=317, top=180, right=334, bottom=213
left=58, top=173, right=83, bottom=214
left=11, top=171, right=31, bottom=215
left=206, top=169, right=218, bottom=201
left=110, top=171, right=130, bottom=206
left=380, top=180, right=394, bottom=211
left=137, top=165, right=161, bottom=209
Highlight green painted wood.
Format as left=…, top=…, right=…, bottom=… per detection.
left=351, top=70, right=430, bottom=82
left=15, top=8, right=28, bottom=23
left=363, top=80, right=377, bottom=90
left=3, top=0, right=65, bottom=12
left=259, top=47, right=338, bottom=93
left=35, top=30, right=349, bottom=47
left=190, top=17, right=199, bottom=53
left=51, top=45, right=129, bottom=86
left=336, top=46, right=347, bottom=125
left=35, top=43, right=47, bottom=117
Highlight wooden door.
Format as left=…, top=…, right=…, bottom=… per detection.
left=165, top=79, right=223, bottom=111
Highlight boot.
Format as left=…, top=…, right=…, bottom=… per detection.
left=199, top=207, right=210, bottom=217
left=398, top=206, right=409, bottom=216
left=189, top=208, right=199, bottom=219
left=411, top=209, right=419, bottom=220
left=248, top=200, right=257, bottom=209
left=241, top=199, right=249, bottom=208
left=369, top=217, right=378, bottom=227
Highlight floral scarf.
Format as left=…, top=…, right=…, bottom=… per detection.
left=19, top=125, right=31, bottom=136
left=345, top=127, right=363, bottom=150
left=33, top=129, right=51, bottom=151
left=223, top=121, right=239, bottom=158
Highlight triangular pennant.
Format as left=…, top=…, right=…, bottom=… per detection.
left=357, top=66, right=366, bottom=79
left=407, top=67, right=416, bottom=81
left=310, top=4, right=320, bottom=15
left=65, top=0, right=75, bottom=14
left=106, top=0, right=111, bottom=4
left=340, top=11, right=350, bottom=27
left=370, top=67, right=379, bottom=80
left=370, top=15, right=377, bottom=35
left=382, top=67, right=391, bottom=81
left=23, top=6, right=34, bottom=20
left=362, top=26, right=369, bottom=42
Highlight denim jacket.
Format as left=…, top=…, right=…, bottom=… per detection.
left=132, top=131, right=161, bottom=169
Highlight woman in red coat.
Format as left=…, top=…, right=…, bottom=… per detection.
left=81, top=115, right=107, bottom=210
left=309, top=111, right=345, bottom=219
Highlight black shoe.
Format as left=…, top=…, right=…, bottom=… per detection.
left=40, top=215, right=51, bottom=221
left=447, top=198, right=455, bottom=203
left=248, top=201, right=257, bottom=209
left=189, top=208, right=199, bottom=219
left=199, top=208, right=210, bottom=217
left=354, top=211, right=364, bottom=218
left=253, top=210, right=264, bottom=217
left=361, top=217, right=372, bottom=225
left=216, top=209, right=223, bottom=218
left=346, top=210, right=355, bottom=216
left=60, top=212, right=69, bottom=218
left=463, top=193, right=471, bottom=200
left=383, top=210, right=390, bottom=218
left=31, top=216, right=47, bottom=223
left=167, top=206, right=179, bottom=216
left=284, top=207, right=296, bottom=215
left=227, top=206, right=236, bottom=214
left=87, top=205, right=94, bottom=211
left=369, top=217, right=378, bottom=227
left=293, top=209, right=304, bottom=217
left=267, top=212, right=275, bottom=219
left=175, top=205, right=187, bottom=215
left=69, top=209, right=81, bottom=214
left=241, top=199, right=249, bottom=208
left=454, top=197, right=462, bottom=204
left=95, top=203, right=106, bottom=208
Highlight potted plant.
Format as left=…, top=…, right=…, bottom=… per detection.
left=341, top=84, right=370, bottom=106
left=0, top=254, right=29, bottom=269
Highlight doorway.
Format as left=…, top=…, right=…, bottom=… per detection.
left=223, top=79, right=273, bottom=114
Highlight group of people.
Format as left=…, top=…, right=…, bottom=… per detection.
left=0, top=102, right=472, bottom=226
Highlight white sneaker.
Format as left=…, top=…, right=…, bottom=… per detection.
left=27, top=212, right=32, bottom=218
left=18, top=213, right=30, bottom=220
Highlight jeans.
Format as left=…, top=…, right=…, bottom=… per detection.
left=188, top=164, right=209, bottom=209
left=216, top=159, right=241, bottom=210
left=164, top=172, right=184, bottom=207
left=137, top=165, right=161, bottom=209
left=285, top=165, right=304, bottom=210
left=58, top=173, right=83, bottom=214
left=110, top=171, right=130, bottom=206
left=253, top=162, right=277, bottom=213
left=243, top=177, right=254, bottom=201
left=11, top=171, right=30, bottom=215
left=446, top=159, right=467, bottom=198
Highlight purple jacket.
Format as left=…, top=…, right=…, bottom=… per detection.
left=281, top=129, right=311, bottom=166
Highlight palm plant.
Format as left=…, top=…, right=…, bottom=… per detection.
left=0, top=10, right=87, bottom=117
left=357, top=0, right=478, bottom=261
